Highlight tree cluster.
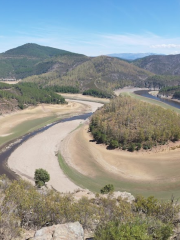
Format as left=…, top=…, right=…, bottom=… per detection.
left=83, top=89, right=113, bottom=98
left=145, top=75, right=180, bottom=89
left=0, top=82, right=65, bottom=109
left=45, top=85, right=79, bottom=93
left=90, top=95, right=180, bottom=150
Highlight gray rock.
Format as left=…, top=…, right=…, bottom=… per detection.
left=32, top=222, right=84, bottom=240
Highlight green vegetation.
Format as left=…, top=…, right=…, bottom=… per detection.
left=34, top=168, right=50, bottom=188
left=133, top=54, right=180, bottom=76
left=0, top=176, right=178, bottom=239
left=159, top=85, right=180, bottom=100
left=90, top=95, right=180, bottom=150
left=2, top=43, right=82, bottom=58
left=45, top=85, right=80, bottom=93
left=145, top=75, right=180, bottom=89
left=0, top=82, right=65, bottom=110
left=83, top=89, right=113, bottom=98
left=94, top=219, right=172, bottom=240
left=0, top=43, right=86, bottom=79
left=100, top=184, right=114, bottom=194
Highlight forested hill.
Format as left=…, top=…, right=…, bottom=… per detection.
left=0, top=43, right=88, bottom=79
left=133, top=54, right=180, bottom=75
left=22, top=55, right=153, bottom=92
left=1, top=43, right=84, bottom=59
left=0, top=44, right=153, bottom=91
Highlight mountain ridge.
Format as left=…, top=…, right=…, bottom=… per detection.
left=0, top=43, right=153, bottom=91
left=133, top=54, right=180, bottom=75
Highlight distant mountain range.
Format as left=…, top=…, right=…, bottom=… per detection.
left=107, top=53, right=164, bottom=60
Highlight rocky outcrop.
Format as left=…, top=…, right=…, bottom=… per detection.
left=73, top=189, right=135, bottom=204
left=112, top=191, right=135, bottom=203
left=30, top=222, right=84, bottom=240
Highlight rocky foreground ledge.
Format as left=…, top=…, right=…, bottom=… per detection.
left=29, top=222, right=84, bottom=240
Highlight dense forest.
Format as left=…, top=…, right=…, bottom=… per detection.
left=44, top=85, right=80, bottom=93
left=145, top=75, right=180, bottom=89
left=90, top=95, right=180, bottom=150
left=0, top=175, right=178, bottom=239
left=83, top=89, right=113, bottom=98
left=0, top=82, right=65, bottom=110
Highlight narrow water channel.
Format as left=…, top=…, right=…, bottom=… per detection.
left=0, top=112, right=92, bottom=179
left=135, top=90, right=180, bottom=109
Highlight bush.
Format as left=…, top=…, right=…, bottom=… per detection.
left=128, top=143, right=135, bottom=152
left=100, top=184, right=114, bottom=194
left=34, top=168, right=50, bottom=188
left=109, top=140, right=119, bottom=149
left=94, top=219, right=173, bottom=240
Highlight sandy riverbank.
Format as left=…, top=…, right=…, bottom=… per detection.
left=59, top=122, right=180, bottom=198
left=8, top=100, right=103, bottom=192
left=114, top=87, right=147, bottom=96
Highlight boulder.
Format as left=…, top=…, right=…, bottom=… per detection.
left=31, top=222, right=84, bottom=240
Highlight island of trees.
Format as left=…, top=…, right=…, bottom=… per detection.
left=90, top=95, right=180, bottom=151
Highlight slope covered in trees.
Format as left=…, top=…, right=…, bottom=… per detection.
left=0, top=82, right=65, bottom=112
left=133, top=54, right=180, bottom=75
left=0, top=43, right=87, bottom=79
left=23, top=55, right=153, bottom=92
left=144, top=75, right=180, bottom=89
left=90, top=95, right=180, bottom=150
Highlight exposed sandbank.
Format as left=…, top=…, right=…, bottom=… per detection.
left=8, top=100, right=102, bottom=192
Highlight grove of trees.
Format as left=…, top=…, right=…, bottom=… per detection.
left=0, top=82, right=66, bottom=109
left=90, top=95, right=180, bottom=150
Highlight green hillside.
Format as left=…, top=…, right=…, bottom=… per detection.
left=1, top=43, right=83, bottom=58
left=0, top=82, right=65, bottom=114
left=144, top=75, right=180, bottom=89
left=133, top=54, right=180, bottom=75
left=23, top=55, right=153, bottom=91
left=0, top=43, right=87, bottom=79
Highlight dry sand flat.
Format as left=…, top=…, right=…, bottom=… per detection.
left=0, top=102, right=87, bottom=136
left=60, top=93, right=109, bottom=103
left=8, top=100, right=103, bottom=192
left=60, top=123, right=180, bottom=195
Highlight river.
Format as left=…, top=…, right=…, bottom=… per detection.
left=135, top=90, right=180, bottom=109
left=0, top=112, right=92, bottom=180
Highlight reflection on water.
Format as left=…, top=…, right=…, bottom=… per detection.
left=135, top=90, right=180, bottom=110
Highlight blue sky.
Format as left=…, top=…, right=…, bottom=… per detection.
left=1, top=0, right=180, bottom=56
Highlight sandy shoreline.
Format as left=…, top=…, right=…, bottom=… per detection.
left=8, top=100, right=103, bottom=192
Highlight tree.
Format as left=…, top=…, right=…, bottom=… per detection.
left=34, top=168, right=50, bottom=188
left=100, top=184, right=114, bottom=194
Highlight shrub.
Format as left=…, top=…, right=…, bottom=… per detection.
left=100, top=184, right=114, bottom=194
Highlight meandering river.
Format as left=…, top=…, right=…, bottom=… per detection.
left=1, top=90, right=180, bottom=181
left=0, top=112, right=92, bottom=180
